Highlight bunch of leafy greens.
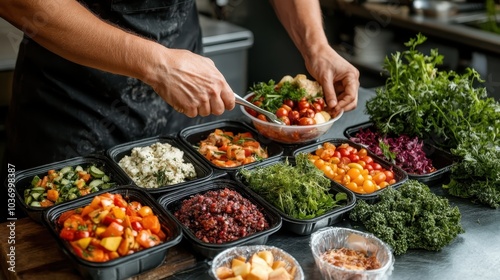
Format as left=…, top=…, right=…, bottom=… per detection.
left=238, top=153, right=348, bottom=219
left=249, top=80, right=306, bottom=113
left=349, top=180, right=464, bottom=255
left=365, top=33, right=500, bottom=208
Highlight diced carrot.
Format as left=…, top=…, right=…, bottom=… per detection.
left=47, top=189, right=59, bottom=202
left=81, top=205, right=95, bottom=218
left=40, top=176, right=49, bottom=188
left=78, top=171, right=91, bottom=182
left=142, top=215, right=161, bottom=234
left=47, top=169, right=58, bottom=180
left=40, top=199, right=54, bottom=207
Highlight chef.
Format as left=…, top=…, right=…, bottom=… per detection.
left=0, top=0, right=359, bottom=219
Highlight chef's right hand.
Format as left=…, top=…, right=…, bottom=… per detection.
left=145, top=48, right=235, bottom=118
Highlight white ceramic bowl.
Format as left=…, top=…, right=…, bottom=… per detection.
left=210, top=245, right=305, bottom=280
left=310, top=227, right=394, bottom=280
left=240, top=93, right=344, bottom=144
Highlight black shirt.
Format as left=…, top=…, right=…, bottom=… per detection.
left=6, top=0, right=205, bottom=170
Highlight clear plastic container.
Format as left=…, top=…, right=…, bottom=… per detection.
left=241, top=93, right=344, bottom=145
left=310, top=227, right=394, bottom=280
left=210, top=245, right=305, bottom=280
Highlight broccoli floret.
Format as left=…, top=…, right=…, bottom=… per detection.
left=349, top=180, right=464, bottom=255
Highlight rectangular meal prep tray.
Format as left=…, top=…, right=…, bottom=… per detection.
left=107, top=135, right=216, bottom=196
left=178, top=119, right=284, bottom=173
left=12, top=154, right=132, bottom=224
left=234, top=156, right=358, bottom=235
left=343, top=121, right=456, bottom=185
left=43, top=185, right=183, bottom=280
left=157, top=178, right=282, bottom=259
left=293, top=138, right=408, bottom=203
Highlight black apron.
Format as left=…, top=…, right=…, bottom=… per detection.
left=6, top=0, right=212, bottom=170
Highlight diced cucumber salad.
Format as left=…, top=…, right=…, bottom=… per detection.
left=24, top=164, right=116, bottom=207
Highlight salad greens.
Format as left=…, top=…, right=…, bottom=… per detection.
left=238, top=153, right=348, bottom=219
left=350, top=180, right=464, bottom=255
left=249, top=79, right=306, bottom=113
left=365, top=33, right=500, bottom=208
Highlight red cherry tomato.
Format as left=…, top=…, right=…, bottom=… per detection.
left=298, top=117, right=315, bottom=125
left=298, top=100, right=310, bottom=110
left=312, top=102, right=323, bottom=113
left=288, top=110, right=300, bottom=124
left=276, top=107, right=288, bottom=118
left=299, top=108, right=315, bottom=118
left=257, top=114, right=267, bottom=122
left=279, top=116, right=291, bottom=125
left=283, top=99, right=294, bottom=108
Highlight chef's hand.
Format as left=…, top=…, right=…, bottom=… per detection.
left=146, top=48, right=235, bottom=118
left=304, top=44, right=360, bottom=116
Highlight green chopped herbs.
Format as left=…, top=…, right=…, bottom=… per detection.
left=249, top=79, right=307, bottom=113
left=238, top=153, right=348, bottom=219
left=365, top=33, right=500, bottom=208
left=349, top=180, right=464, bottom=255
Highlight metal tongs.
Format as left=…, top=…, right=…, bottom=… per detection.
left=234, top=93, right=285, bottom=125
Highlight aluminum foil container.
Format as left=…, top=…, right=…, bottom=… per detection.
left=209, top=245, right=305, bottom=280
left=310, top=227, right=394, bottom=280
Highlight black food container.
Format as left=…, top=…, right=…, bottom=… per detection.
left=158, top=178, right=282, bottom=259
left=178, top=119, right=284, bottom=173
left=344, top=121, right=455, bottom=185
left=234, top=156, right=357, bottom=235
left=293, top=139, right=408, bottom=202
left=12, top=154, right=131, bottom=224
left=107, top=135, right=214, bottom=196
left=43, top=185, right=182, bottom=280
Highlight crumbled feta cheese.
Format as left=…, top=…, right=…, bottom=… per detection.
left=118, top=142, right=197, bottom=188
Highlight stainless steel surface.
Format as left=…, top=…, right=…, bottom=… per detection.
left=165, top=87, right=500, bottom=280
left=234, top=93, right=285, bottom=125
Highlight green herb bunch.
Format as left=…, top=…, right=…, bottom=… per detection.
left=365, top=33, right=500, bottom=208
left=349, top=180, right=464, bottom=255
left=249, top=80, right=306, bottom=113
left=238, top=153, right=347, bottom=219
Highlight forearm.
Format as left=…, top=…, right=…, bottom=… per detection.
left=269, top=0, right=330, bottom=61
left=0, top=0, right=161, bottom=83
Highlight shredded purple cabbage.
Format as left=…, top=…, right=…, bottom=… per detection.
left=350, top=128, right=436, bottom=175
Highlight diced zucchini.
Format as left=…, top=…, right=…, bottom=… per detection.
left=59, top=166, right=73, bottom=174
left=75, top=165, right=84, bottom=172
left=101, top=183, right=113, bottom=190
left=89, top=179, right=104, bottom=189
left=31, top=176, right=41, bottom=187
left=25, top=196, right=33, bottom=205
left=102, top=174, right=110, bottom=182
left=30, top=201, right=41, bottom=207
left=68, top=193, right=78, bottom=200
left=89, top=166, right=105, bottom=178
left=31, top=192, right=42, bottom=200
left=31, top=187, right=45, bottom=193
left=60, top=178, right=70, bottom=186
left=65, top=171, right=76, bottom=180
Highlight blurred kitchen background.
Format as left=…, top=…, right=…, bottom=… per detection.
left=1, top=0, right=500, bottom=161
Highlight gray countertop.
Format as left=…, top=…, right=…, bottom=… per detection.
left=165, top=87, right=500, bottom=280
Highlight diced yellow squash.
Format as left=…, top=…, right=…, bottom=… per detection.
left=258, top=250, right=274, bottom=267
left=100, top=236, right=122, bottom=252
left=76, top=237, right=92, bottom=250
left=268, top=267, right=290, bottom=280
left=216, top=266, right=234, bottom=279
left=232, top=262, right=251, bottom=277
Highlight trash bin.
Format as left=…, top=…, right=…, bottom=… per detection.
left=200, top=15, right=254, bottom=95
